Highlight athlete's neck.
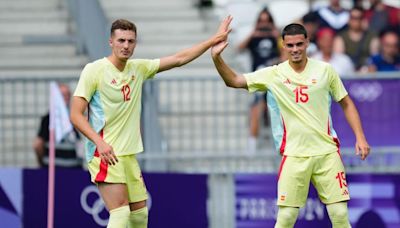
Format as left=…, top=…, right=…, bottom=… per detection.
left=107, top=55, right=127, bottom=72
left=289, top=58, right=308, bottom=73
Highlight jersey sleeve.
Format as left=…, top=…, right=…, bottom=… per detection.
left=244, top=66, right=275, bottom=93
left=74, top=63, right=98, bottom=102
left=134, top=59, right=160, bottom=80
left=328, top=65, right=348, bottom=102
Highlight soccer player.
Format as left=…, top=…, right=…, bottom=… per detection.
left=70, top=17, right=232, bottom=228
left=211, top=23, right=370, bottom=228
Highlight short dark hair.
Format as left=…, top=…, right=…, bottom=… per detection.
left=110, top=19, right=137, bottom=36
left=281, top=23, right=308, bottom=40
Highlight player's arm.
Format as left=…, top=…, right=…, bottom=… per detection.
left=70, top=96, right=118, bottom=165
left=157, top=15, right=232, bottom=73
left=211, top=37, right=248, bottom=89
left=338, top=95, right=370, bottom=160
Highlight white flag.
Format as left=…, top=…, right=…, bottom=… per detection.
left=49, top=81, right=73, bottom=143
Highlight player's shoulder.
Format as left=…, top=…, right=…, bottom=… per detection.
left=308, top=57, right=334, bottom=71
left=276, top=60, right=291, bottom=72
left=308, top=57, right=330, bottom=67
left=83, top=58, right=108, bottom=72
left=127, top=58, right=160, bottom=74
left=90, top=57, right=108, bottom=66
left=127, top=58, right=156, bottom=66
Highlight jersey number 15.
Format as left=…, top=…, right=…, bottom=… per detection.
left=293, top=86, right=309, bottom=103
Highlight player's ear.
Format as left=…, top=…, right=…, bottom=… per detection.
left=305, top=37, right=310, bottom=48
left=109, top=37, right=113, bottom=48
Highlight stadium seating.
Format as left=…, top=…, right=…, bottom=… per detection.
left=0, top=0, right=87, bottom=167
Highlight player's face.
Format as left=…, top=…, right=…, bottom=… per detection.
left=109, top=29, right=137, bottom=61
left=283, top=34, right=309, bottom=64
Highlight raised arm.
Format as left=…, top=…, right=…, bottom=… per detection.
left=211, top=28, right=248, bottom=89
left=157, top=15, right=232, bottom=73
left=338, top=95, right=370, bottom=160
left=70, top=96, right=117, bottom=165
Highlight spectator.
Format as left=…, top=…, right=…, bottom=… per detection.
left=333, top=7, right=379, bottom=71
left=353, top=0, right=364, bottom=8
left=367, top=30, right=400, bottom=72
left=237, top=7, right=279, bottom=153
left=315, top=0, right=350, bottom=33
left=33, top=83, right=82, bottom=168
left=238, top=7, right=279, bottom=71
left=364, top=0, right=400, bottom=34
left=302, top=11, right=320, bottom=56
left=313, top=27, right=355, bottom=76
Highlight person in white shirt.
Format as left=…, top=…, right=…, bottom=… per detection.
left=312, top=27, right=355, bottom=76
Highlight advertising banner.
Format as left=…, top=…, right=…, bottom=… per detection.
left=23, top=169, right=208, bottom=228
left=0, top=168, right=22, bottom=228
left=331, top=79, right=400, bottom=147
left=235, top=174, right=400, bottom=228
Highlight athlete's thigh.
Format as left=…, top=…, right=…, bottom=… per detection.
left=98, top=183, right=129, bottom=211
left=88, top=155, right=129, bottom=210
left=122, top=155, right=148, bottom=203
left=311, top=152, right=350, bottom=204
left=277, top=156, right=313, bottom=207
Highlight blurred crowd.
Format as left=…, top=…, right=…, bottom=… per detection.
left=239, top=0, right=400, bottom=75
left=238, top=0, right=399, bottom=152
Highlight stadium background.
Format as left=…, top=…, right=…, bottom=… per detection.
left=0, top=0, right=399, bottom=227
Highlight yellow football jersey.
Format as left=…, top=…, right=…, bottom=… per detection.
left=74, top=57, right=159, bottom=161
left=245, top=58, right=348, bottom=157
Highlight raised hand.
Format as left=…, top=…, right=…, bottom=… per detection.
left=211, top=40, right=229, bottom=57
left=218, top=15, right=233, bottom=33
left=212, top=15, right=233, bottom=45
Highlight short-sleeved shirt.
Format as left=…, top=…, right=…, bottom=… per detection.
left=37, top=113, right=81, bottom=167
left=74, top=57, right=160, bottom=162
left=247, top=35, right=279, bottom=71
left=245, top=58, right=348, bottom=157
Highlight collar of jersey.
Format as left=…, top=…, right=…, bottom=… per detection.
left=104, top=57, right=129, bottom=75
left=286, top=58, right=311, bottom=79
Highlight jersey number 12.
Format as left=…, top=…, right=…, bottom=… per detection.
left=121, top=84, right=131, bottom=101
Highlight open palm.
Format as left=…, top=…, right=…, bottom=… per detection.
left=211, top=40, right=229, bottom=57
left=217, top=15, right=233, bottom=34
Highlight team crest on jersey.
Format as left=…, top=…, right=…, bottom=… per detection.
left=311, top=79, right=317, bottom=84
left=131, top=75, right=135, bottom=81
